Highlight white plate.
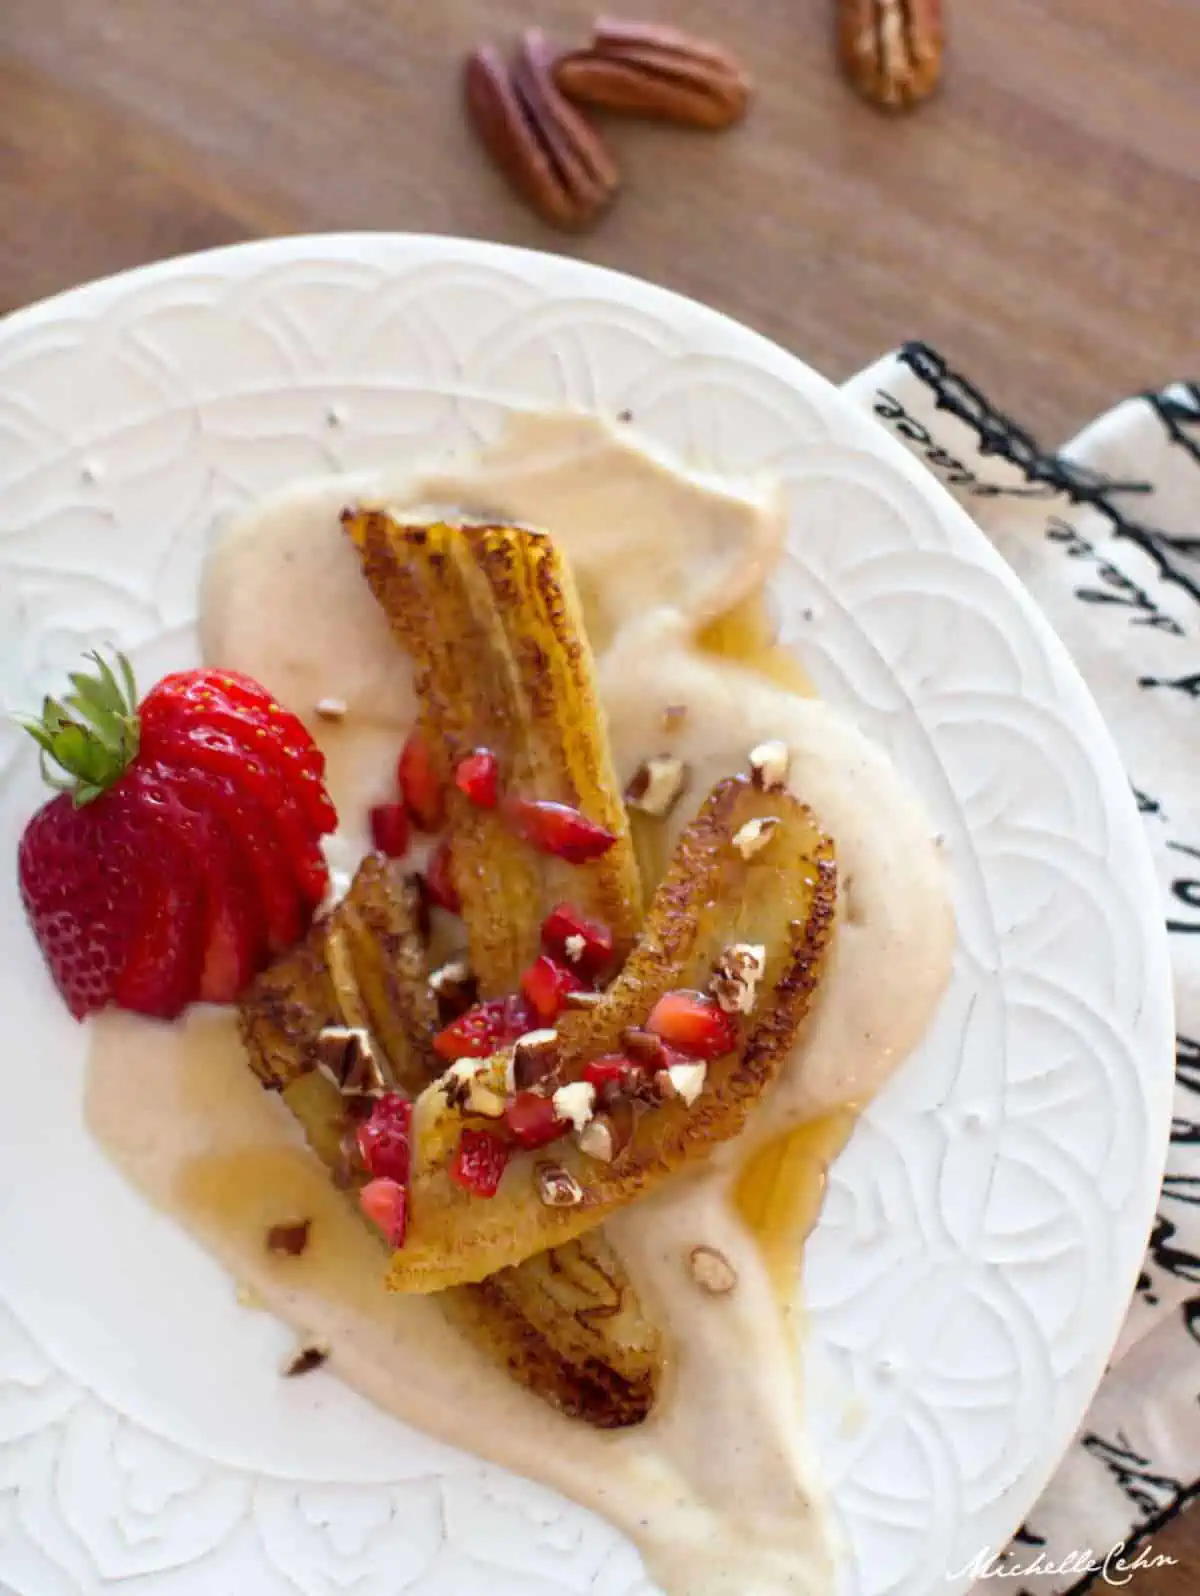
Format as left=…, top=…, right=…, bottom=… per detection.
left=0, top=235, right=1174, bottom=1596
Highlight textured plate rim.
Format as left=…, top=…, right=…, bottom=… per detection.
left=0, top=231, right=1177, bottom=1592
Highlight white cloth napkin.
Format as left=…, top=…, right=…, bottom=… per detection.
left=842, top=350, right=1200, bottom=1594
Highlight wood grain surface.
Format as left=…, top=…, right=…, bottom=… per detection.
left=2, top=1, right=1199, bottom=1588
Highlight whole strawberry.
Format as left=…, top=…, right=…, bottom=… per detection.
left=17, top=653, right=337, bottom=1021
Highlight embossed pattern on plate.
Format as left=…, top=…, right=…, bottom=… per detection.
left=0, top=236, right=1174, bottom=1596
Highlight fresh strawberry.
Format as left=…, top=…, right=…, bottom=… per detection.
left=369, top=802, right=410, bottom=859
left=450, top=1128, right=511, bottom=1197
left=16, top=651, right=335, bottom=1020
left=504, top=1090, right=566, bottom=1150
left=110, top=823, right=206, bottom=1018
left=540, top=903, right=613, bottom=978
left=455, top=748, right=501, bottom=808
left=139, top=721, right=329, bottom=904
left=646, top=990, right=739, bottom=1059
left=502, top=796, right=617, bottom=863
left=153, top=762, right=303, bottom=953
left=520, top=954, right=583, bottom=1023
left=433, top=994, right=533, bottom=1062
left=128, top=763, right=263, bottom=1005
left=356, top=1094, right=414, bottom=1183
left=424, top=837, right=461, bottom=913
left=18, top=790, right=152, bottom=1019
left=360, top=1178, right=409, bottom=1246
left=397, top=729, right=445, bottom=831
left=140, top=670, right=336, bottom=835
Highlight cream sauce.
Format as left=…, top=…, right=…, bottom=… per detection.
left=89, top=412, right=954, bottom=1596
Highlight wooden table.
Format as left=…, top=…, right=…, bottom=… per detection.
left=2, top=0, right=1198, bottom=1587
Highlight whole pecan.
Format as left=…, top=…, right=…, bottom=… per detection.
left=554, top=18, right=751, bottom=130
left=465, top=32, right=619, bottom=231
left=837, top=0, right=943, bottom=112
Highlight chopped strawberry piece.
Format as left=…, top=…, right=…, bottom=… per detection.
left=541, top=903, right=614, bottom=978
left=424, top=838, right=460, bottom=913
left=455, top=748, right=501, bottom=808
left=582, top=1054, right=638, bottom=1090
left=646, top=990, right=739, bottom=1060
left=356, top=1094, right=414, bottom=1183
left=502, top=796, right=617, bottom=863
left=434, top=994, right=533, bottom=1062
left=504, top=1090, right=567, bottom=1149
left=520, top=954, right=583, bottom=1023
left=369, top=802, right=410, bottom=859
left=450, top=1128, right=511, bottom=1197
left=398, top=729, right=445, bottom=831
left=360, top=1178, right=409, bottom=1247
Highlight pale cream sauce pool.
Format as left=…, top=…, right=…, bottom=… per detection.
left=88, top=412, right=954, bottom=1596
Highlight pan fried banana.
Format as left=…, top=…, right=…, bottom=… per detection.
left=343, top=512, right=643, bottom=991
left=240, top=855, right=436, bottom=1099
left=389, top=776, right=837, bottom=1293
left=239, top=856, right=664, bottom=1427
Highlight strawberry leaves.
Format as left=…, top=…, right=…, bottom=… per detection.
left=18, top=652, right=140, bottom=806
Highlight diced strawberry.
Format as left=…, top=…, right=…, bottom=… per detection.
left=582, top=1055, right=638, bottom=1090
left=424, top=837, right=461, bottom=914
left=398, top=729, right=445, bottom=831
left=520, top=954, right=583, bottom=1023
left=540, top=903, right=614, bottom=978
left=434, top=994, right=533, bottom=1062
left=360, top=1178, right=409, bottom=1246
left=450, top=1129, right=511, bottom=1197
left=356, top=1094, right=414, bottom=1183
left=646, top=990, right=739, bottom=1060
left=455, top=748, right=500, bottom=808
left=369, top=802, right=410, bottom=859
left=504, top=1090, right=567, bottom=1149
left=502, top=796, right=617, bottom=863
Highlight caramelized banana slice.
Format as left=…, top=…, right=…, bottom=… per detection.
left=441, top=1233, right=663, bottom=1428
left=239, top=858, right=664, bottom=1428
left=390, top=777, right=836, bottom=1293
left=343, top=512, right=643, bottom=990
left=240, top=855, right=436, bottom=1098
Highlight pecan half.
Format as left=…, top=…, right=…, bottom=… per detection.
left=837, top=0, right=943, bottom=112
left=465, top=32, right=618, bottom=231
left=554, top=18, right=750, bottom=131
